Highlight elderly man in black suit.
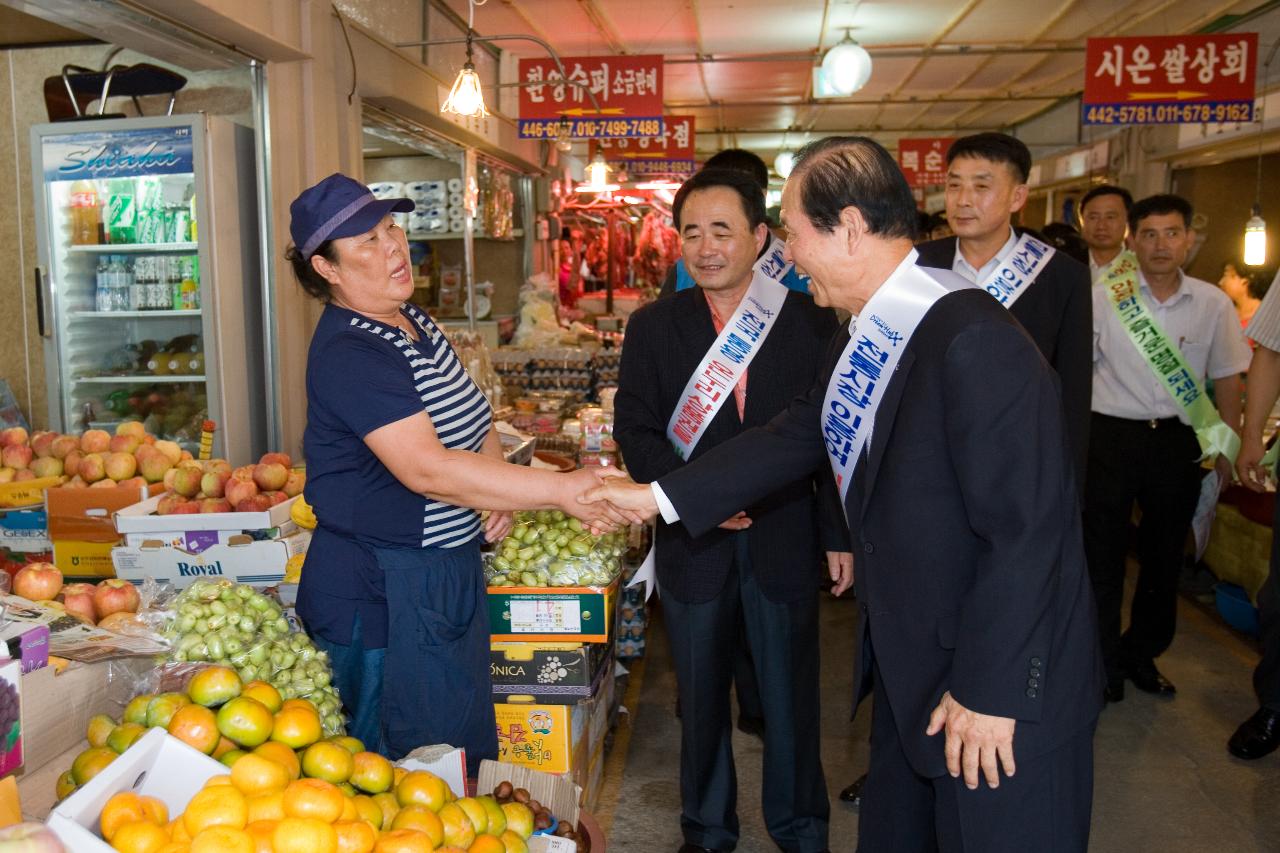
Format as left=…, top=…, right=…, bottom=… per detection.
left=615, top=167, right=846, bottom=853
left=588, top=137, right=1104, bottom=853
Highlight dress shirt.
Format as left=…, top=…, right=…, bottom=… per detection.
left=1089, top=250, right=1120, bottom=285
left=952, top=227, right=1018, bottom=284
left=1091, top=269, right=1251, bottom=422
left=1245, top=269, right=1280, bottom=351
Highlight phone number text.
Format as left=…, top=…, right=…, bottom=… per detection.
left=518, top=117, right=665, bottom=140
left=1083, top=100, right=1254, bottom=125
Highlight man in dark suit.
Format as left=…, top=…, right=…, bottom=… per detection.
left=839, top=132, right=1094, bottom=808
left=615, top=167, right=846, bottom=853
left=589, top=137, right=1104, bottom=852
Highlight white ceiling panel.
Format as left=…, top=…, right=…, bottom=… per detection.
left=850, top=1, right=977, bottom=46
left=897, top=55, right=990, bottom=92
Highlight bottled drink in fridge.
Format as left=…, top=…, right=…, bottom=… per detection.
left=94, top=256, right=109, bottom=312
left=176, top=257, right=199, bottom=310
left=68, top=180, right=101, bottom=245
left=128, top=256, right=146, bottom=311
left=105, top=179, right=136, bottom=244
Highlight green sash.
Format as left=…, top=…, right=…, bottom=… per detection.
left=1103, top=251, right=1240, bottom=464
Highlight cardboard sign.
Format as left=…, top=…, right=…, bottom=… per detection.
left=518, top=54, right=663, bottom=139
left=1083, top=33, right=1258, bottom=125
left=588, top=115, right=696, bottom=175
left=897, top=137, right=954, bottom=187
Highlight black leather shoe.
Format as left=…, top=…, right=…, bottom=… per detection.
left=838, top=773, right=867, bottom=806
left=737, top=714, right=765, bottom=739
left=1126, top=660, right=1176, bottom=696
left=678, top=844, right=721, bottom=853
left=1228, top=708, right=1280, bottom=759
left=1104, top=681, right=1125, bottom=703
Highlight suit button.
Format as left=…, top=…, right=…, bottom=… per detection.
left=1026, top=688, right=1037, bottom=698
left=1030, top=668, right=1041, bottom=678
left=1027, top=678, right=1039, bottom=688
left=863, top=542, right=874, bottom=554
left=1030, top=656, right=1042, bottom=667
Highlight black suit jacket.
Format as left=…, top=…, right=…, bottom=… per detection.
left=615, top=286, right=844, bottom=604
left=916, top=234, right=1092, bottom=491
left=658, top=282, right=1105, bottom=778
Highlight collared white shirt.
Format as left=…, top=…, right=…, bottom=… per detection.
left=1092, top=269, right=1251, bottom=422
left=1089, top=250, right=1120, bottom=285
left=952, top=227, right=1018, bottom=285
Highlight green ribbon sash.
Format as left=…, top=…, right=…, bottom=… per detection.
left=1104, top=252, right=1240, bottom=464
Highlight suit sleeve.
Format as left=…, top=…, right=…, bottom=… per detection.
left=1051, top=263, right=1093, bottom=494
left=613, top=310, right=689, bottom=484
left=660, top=321, right=848, bottom=539
left=811, top=308, right=852, bottom=552
left=942, top=320, right=1072, bottom=723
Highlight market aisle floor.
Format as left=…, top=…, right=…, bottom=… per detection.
left=598, top=582, right=1280, bottom=852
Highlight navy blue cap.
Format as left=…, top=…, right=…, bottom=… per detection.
left=289, top=173, right=413, bottom=258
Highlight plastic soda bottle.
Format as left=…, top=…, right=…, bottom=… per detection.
left=105, top=179, right=136, bottom=245
left=68, top=180, right=100, bottom=245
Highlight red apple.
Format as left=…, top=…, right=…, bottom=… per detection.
left=60, top=582, right=97, bottom=624
left=162, top=467, right=179, bottom=491
left=63, top=449, right=83, bottom=477
left=259, top=452, right=293, bottom=469
left=104, top=452, right=137, bottom=481
left=79, top=429, right=110, bottom=453
left=202, top=458, right=231, bottom=476
left=114, top=420, right=147, bottom=440
left=64, top=475, right=87, bottom=489
left=30, top=456, right=63, bottom=479
left=171, top=500, right=201, bottom=514
left=30, top=432, right=56, bottom=458
left=253, top=462, right=288, bottom=491
left=282, top=470, right=306, bottom=498
left=0, top=468, right=14, bottom=483
left=1, top=444, right=32, bottom=470
left=261, top=490, right=289, bottom=507
left=108, top=434, right=141, bottom=455
left=200, top=470, right=229, bottom=498
left=153, top=440, right=183, bottom=465
left=89, top=478, right=117, bottom=488
left=198, top=497, right=233, bottom=513
left=93, top=578, right=140, bottom=620
left=171, top=465, right=203, bottom=498
left=156, top=493, right=185, bottom=515
left=13, top=562, right=63, bottom=601
left=13, top=470, right=35, bottom=481
left=138, top=449, right=173, bottom=484
left=50, top=435, right=79, bottom=459
left=78, top=452, right=106, bottom=483
left=235, top=494, right=273, bottom=513
left=225, top=476, right=259, bottom=507
left=0, top=426, right=28, bottom=448
left=179, top=450, right=194, bottom=461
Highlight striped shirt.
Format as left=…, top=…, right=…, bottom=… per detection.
left=304, top=302, right=492, bottom=550
left=1245, top=269, right=1280, bottom=351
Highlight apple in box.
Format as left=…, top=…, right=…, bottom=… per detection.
left=50, top=434, right=78, bottom=459
left=30, top=456, right=62, bottom=479
left=0, top=822, right=64, bottom=851
left=79, top=429, right=110, bottom=453
left=60, top=582, right=97, bottom=623
left=1, top=443, right=32, bottom=470
left=0, top=426, right=28, bottom=447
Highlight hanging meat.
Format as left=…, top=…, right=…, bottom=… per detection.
left=633, top=210, right=680, bottom=289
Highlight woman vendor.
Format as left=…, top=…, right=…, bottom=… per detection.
left=287, top=174, right=627, bottom=772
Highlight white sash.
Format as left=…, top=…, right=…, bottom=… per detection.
left=755, top=233, right=795, bottom=282
left=823, top=253, right=970, bottom=501
left=977, top=233, right=1055, bottom=308
left=666, top=271, right=790, bottom=459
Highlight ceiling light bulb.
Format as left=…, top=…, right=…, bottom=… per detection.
left=821, top=33, right=873, bottom=96
left=442, top=62, right=487, bottom=118
left=585, top=153, right=611, bottom=190
left=775, top=150, right=796, bottom=178
left=1245, top=209, right=1267, bottom=266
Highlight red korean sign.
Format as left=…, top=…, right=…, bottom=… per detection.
left=1083, top=33, right=1258, bottom=125
left=588, top=115, right=695, bottom=176
left=897, top=138, right=954, bottom=188
left=518, top=54, right=664, bottom=139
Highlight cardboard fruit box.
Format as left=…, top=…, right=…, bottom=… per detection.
left=494, top=698, right=591, bottom=776
left=111, top=530, right=311, bottom=590
left=113, top=491, right=299, bottom=538
left=47, top=483, right=163, bottom=543
left=490, top=640, right=613, bottom=704
left=488, top=578, right=619, bottom=644
left=46, top=728, right=224, bottom=852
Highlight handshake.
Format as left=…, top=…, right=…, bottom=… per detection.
left=560, top=467, right=659, bottom=534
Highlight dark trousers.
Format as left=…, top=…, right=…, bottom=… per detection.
left=857, top=662, right=1094, bottom=853
left=1255, top=472, right=1280, bottom=711
left=376, top=542, right=499, bottom=776
left=661, top=535, right=829, bottom=852
left=1082, top=413, right=1203, bottom=681
left=312, top=613, right=387, bottom=752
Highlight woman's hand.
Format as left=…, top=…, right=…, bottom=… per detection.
left=484, top=510, right=514, bottom=543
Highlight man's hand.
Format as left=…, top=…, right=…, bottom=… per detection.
left=559, top=468, right=642, bottom=533
left=826, top=551, right=854, bottom=596
left=484, top=510, right=514, bottom=543
left=1214, top=453, right=1234, bottom=495
left=718, top=511, right=752, bottom=531
left=926, top=691, right=1017, bottom=790
left=1237, top=435, right=1270, bottom=493
left=579, top=476, right=660, bottom=523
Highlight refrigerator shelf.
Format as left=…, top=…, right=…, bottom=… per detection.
left=407, top=229, right=523, bottom=242
left=68, top=242, right=199, bottom=254
left=73, top=375, right=207, bottom=384
left=70, top=310, right=202, bottom=319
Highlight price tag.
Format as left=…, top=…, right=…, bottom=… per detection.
left=509, top=599, right=583, bottom=633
